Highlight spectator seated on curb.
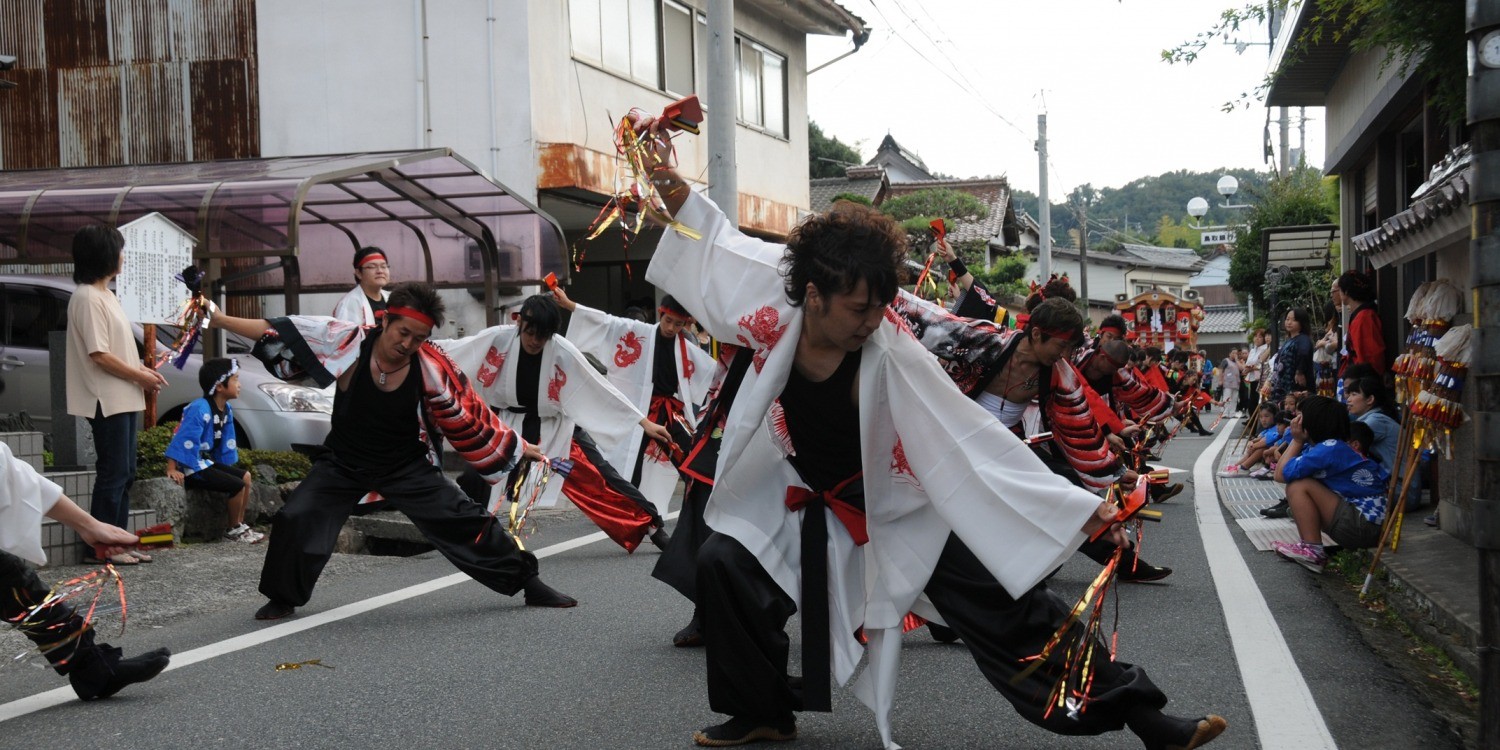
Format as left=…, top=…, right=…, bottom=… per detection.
left=1270, top=396, right=1390, bottom=574
left=1218, top=407, right=1280, bottom=477
left=1257, top=412, right=1299, bottom=518
left=1348, top=421, right=1376, bottom=461
left=163, top=358, right=264, bottom=544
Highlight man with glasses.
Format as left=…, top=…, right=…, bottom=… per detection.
left=333, top=246, right=391, bottom=326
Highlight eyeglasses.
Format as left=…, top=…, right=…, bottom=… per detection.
left=360, top=263, right=390, bottom=271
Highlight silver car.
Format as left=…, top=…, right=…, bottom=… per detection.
left=0, top=274, right=332, bottom=451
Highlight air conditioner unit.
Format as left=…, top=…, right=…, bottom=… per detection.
left=1184, top=289, right=1200, bottom=301
left=1115, top=293, right=1129, bottom=303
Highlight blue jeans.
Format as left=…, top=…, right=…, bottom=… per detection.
left=87, top=406, right=138, bottom=532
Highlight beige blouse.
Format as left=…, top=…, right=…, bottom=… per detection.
left=66, top=283, right=145, bottom=418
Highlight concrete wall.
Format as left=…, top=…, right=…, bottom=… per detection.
left=1024, top=256, right=1131, bottom=306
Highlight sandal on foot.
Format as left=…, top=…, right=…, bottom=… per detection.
left=692, top=716, right=797, bottom=747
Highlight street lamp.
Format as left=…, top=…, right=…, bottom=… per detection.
left=1187, top=174, right=1252, bottom=229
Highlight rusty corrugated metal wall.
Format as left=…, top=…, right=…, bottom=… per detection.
left=0, top=0, right=259, bottom=170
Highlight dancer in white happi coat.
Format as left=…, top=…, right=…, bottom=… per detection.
left=635, top=116, right=1226, bottom=750
left=332, top=246, right=392, bottom=326
left=436, top=294, right=676, bottom=552
left=553, top=288, right=715, bottom=518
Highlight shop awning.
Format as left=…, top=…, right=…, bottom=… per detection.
left=0, top=149, right=567, bottom=317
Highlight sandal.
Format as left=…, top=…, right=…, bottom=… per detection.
left=104, top=553, right=139, bottom=565
left=126, top=551, right=153, bottom=563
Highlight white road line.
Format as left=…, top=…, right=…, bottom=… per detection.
left=1193, top=422, right=1337, bottom=749
left=0, top=512, right=675, bottom=724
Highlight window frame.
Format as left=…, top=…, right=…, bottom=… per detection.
left=733, top=34, right=788, bottom=138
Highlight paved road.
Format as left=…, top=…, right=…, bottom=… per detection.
left=0, top=422, right=1465, bottom=749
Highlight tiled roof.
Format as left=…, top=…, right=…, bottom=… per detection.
left=1117, top=243, right=1206, bottom=271
left=809, top=166, right=888, bottom=213
left=869, top=134, right=935, bottom=180
left=882, top=178, right=1014, bottom=245
left=1198, top=305, right=1248, bottom=334
left=1352, top=143, right=1470, bottom=261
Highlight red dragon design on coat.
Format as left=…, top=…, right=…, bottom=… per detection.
left=890, top=436, right=921, bottom=489
left=614, top=331, right=644, bottom=368
left=735, top=306, right=790, bottom=373
left=547, top=364, right=566, bottom=403
left=477, top=345, right=506, bottom=389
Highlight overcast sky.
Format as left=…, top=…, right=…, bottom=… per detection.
left=806, top=0, right=1323, bottom=197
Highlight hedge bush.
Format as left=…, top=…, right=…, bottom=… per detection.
left=135, top=421, right=309, bottom=484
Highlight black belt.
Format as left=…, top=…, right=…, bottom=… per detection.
left=784, top=471, right=865, bottom=713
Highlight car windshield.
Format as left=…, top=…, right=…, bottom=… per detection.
left=154, top=325, right=255, bottom=355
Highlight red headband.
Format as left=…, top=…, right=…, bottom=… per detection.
left=356, top=252, right=387, bottom=268
left=658, top=306, right=692, bottom=323
left=1031, top=325, right=1082, bottom=342
left=1099, top=321, right=1126, bottom=335
left=386, top=306, right=436, bottom=328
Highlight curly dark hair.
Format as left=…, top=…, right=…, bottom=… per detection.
left=1336, top=271, right=1377, bottom=304
left=782, top=201, right=905, bottom=307
left=385, top=281, right=446, bottom=329
left=1025, top=275, right=1078, bottom=312
left=1024, top=298, right=1084, bottom=343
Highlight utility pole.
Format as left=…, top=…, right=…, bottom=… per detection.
left=1468, top=2, right=1500, bottom=745
left=1278, top=106, right=1290, bottom=176
left=1074, top=199, right=1089, bottom=318
left=706, top=0, right=737, bottom=226
left=1037, top=113, right=1051, bottom=281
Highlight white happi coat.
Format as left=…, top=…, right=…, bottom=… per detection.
left=0, top=442, right=64, bottom=565
left=434, top=326, right=646, bottom=508
left=332, top=286, right=389, bottom=326
left=564, top=304, right=716, bottom=510
left=648, top=191, right=1102, bottom=749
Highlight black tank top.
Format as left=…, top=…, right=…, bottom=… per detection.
left=512, top=347, right=543, bottom=443
left=325, top=338, right=428, bottom=470
left=653, top=332, right=679, bottom=397
left=779, top=350, right=862, bottom=494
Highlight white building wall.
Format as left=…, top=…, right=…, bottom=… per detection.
left=1024, top=256, right=1131, bottom=305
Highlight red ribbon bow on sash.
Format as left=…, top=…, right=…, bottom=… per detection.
left=784, top=473, right=868, bottom=546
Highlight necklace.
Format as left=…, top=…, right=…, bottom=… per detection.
left=374, top=358, right=411, bottom=386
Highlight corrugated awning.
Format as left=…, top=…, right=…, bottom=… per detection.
left=0, top=149, right=567, bottom=316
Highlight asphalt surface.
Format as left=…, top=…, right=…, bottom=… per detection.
left=0, top=424, right=1468, bottom=749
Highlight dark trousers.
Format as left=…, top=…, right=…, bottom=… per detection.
left=652, top=477, right=713, bottom=602
left=1, top=550, right=97, bottom=674
left=259, top=455, right=539, bottom=607
left=87, top=406, right=138, bottom=531
left=697, top=532, right=1166, bottom=733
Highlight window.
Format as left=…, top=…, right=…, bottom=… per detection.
left=570, top=0, right=661, bottom=88
left=661, top=0, right=695, bottom=94
left=1, top=284, right=69, bottom=349
left=736, top=38, right=786, bottom=137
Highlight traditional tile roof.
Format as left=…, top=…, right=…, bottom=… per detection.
left=868, top=134, right=936, bottom=182
left=1351, top=143, right=1471, bottom=263
left=1198, top=305, right=1248, bottom=334
left=1117, top=243, right=1207, bottom=271
left=809, top=165, right=889, bottom=213
left=882, top=178, right=1017, bottom=246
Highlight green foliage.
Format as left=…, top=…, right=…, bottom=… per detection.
left=830, top=192, right=872, bottom=206
left=1165, top=0, right=1465, bottom=124
left=1154, top=215, right=1202, bottom=252
left=42, top=450, right=53, bottom=468
left=135, top=421, right=309, bottom=484
left=1228, top=166, right=1339, bottom=312
left=974, top=254, right=1031, bottom=299
left=809, top=121, right=863, bottom=179
left=239, top=449, right=311, bottom=484
left=136, top=423, right=177, bottom=481
left=879, top=189, right=988, bottom=223
left=1020, top=169, right=1268, bottom=249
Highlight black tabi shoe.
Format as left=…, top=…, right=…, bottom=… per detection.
left=649, top=527, right=671, bottom=551
left=1162, top=715, right=1229, bottom=750
left=1259, top=499, right=1290, bottom=519
left=522, top=577, right=578, bottom=608
left=693, top=716, right=797, bottom=747
left=70, top=646, right=171, bottom=701
left=1132, top=710, right=1228, bottom=750
left=674, top=611, right=704, bottom=648
left=1151, top=483, right=1185, bottom=504
left=254, top=600, right=296, bottom=621
left=1118, top=561, right=1173, bottom=583
left=927, top=622, right=961, bottom=643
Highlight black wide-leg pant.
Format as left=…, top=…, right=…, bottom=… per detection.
left=697, top=532, right=1167, bottom=734
left=259, top=456, right=539, bottom=607
left=0, top=550, right=97, bottom=674
left=652, top=476, right=712, bottom=601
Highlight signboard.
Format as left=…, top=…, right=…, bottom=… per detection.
left=116, top=212, right=197, bottom=324
left=1261, top=224, right=1338, bottom=272
left=1201, top=230, right=1237, bottom=245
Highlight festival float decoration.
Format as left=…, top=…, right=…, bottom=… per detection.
left=1115, top=290, right=1203, bottom=352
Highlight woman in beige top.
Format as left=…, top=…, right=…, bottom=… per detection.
left=65, top=226, right=167, bottom=565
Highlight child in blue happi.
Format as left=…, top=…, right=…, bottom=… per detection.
left=1272, top=395, right=1389, bottom=573
left=164, top=358, right=263, bottom=543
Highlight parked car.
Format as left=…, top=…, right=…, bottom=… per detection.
left=0, top=274, right=332, bottom=451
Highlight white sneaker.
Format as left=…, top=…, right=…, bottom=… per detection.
left=1217, top=465, right=1243, bottom=477
left=225, top=524, right=265, bottom=544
